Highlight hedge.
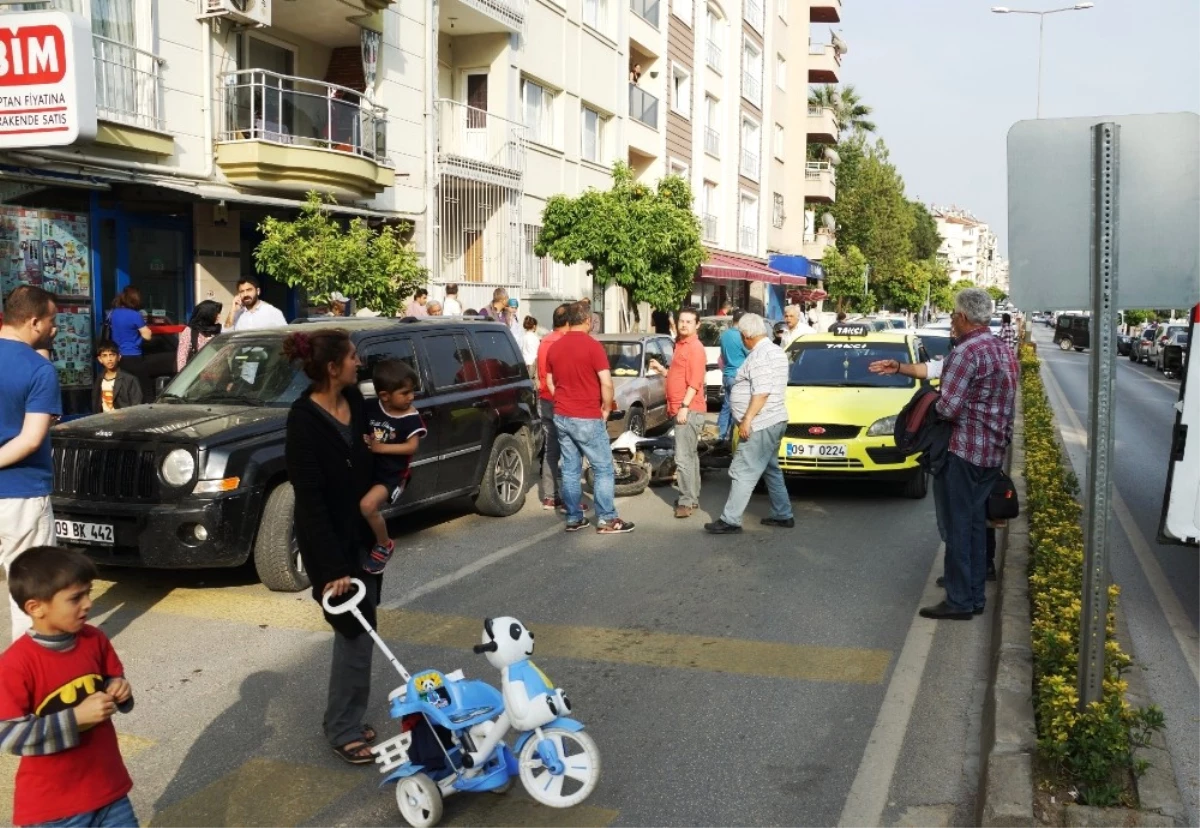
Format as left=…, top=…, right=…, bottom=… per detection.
left=1020, top=345, right=1164, bottom=805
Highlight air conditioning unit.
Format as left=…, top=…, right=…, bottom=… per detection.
left=198, top=0, right=272, bottom=27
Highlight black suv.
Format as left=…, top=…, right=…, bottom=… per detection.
left=49, top=318, right=543, bottom=592
left=1053, top=314, right=1090, bottom=351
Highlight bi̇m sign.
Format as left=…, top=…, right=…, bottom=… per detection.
left=0, top=11, right=97, bottom=149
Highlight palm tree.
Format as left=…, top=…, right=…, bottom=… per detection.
left=808, top=84, right=876, bottom=135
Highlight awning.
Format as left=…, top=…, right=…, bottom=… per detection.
left=144, top=179, right=407, bottom=220
left=768, top=253, right=823, bottom=286
left=788, top=287, right=829, bottom=302
left=699, top=251, right=786, bottom=284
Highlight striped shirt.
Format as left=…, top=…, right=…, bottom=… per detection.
left=935, top=326, right=1018, bottom=468
left=729, top=338, right=790, bottom=430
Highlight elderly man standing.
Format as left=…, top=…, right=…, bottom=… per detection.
left=426, top=300, right=443, bottom=316
left=648, top=307, right=707, bottom=518
left=921, top=288, right=1016, bottom=620
left=705, top=313, right=793, bottom=534
left=778, top=304, right=813, bottom=350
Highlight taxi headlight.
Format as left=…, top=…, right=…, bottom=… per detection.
left=161, top=449, right=196, bottom=487
left=866, top=415, right=898, bottom=437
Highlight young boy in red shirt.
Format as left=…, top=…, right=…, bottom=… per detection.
left=0, top=546, right=137, bottom=827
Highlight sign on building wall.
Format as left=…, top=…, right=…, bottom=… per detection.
left=0, top=11, right=97, bottom=149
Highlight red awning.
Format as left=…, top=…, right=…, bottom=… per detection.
left=699, top=251, right=785, bottom=284
left=787, top=287, right=829, bottom=302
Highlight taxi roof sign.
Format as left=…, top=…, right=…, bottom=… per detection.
left=828, top=322, right=870, bottom=337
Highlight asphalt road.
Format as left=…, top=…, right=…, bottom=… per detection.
left=1032, top=326, right=1199, bottom=825
left=1, top=427, right=1001, bottom=828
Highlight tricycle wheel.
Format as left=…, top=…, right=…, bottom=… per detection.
left=518, top=728, right=601, bottom=808
left=490, top=777, right=514, bottom=795
left=395, top=773, right=443, bottom=828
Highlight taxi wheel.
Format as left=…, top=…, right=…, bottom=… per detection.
left=901, top=470, right=928, bottom=500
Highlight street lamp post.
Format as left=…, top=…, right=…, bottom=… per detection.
left=991, top=3, right=1094, bottom=118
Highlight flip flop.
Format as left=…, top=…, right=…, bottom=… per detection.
left=333, top=740, right=374, bottom=765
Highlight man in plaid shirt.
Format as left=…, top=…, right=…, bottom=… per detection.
left=921, top=288, right=1018, bottom=620
left=998, top=312, right=1017, bottom=352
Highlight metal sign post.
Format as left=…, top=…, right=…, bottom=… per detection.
left=1077, top=123, right=1120, bottom=706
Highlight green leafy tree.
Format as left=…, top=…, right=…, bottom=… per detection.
left=1120, top=309, right=1151, bottom=328
left=908, top=201, right=941, bottom=261
left=535, top=162, right=705, bottom=318
left=951, top=279, right=976, bottom=294
left=929, top=264, right=953, bottom=310
left=822, top=244, right=875, bottom=313
left=255, top=192, right=425, bottom=316
left=808, top=84, right=877, bottom=134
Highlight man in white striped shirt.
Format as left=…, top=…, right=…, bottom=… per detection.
left=705, top=313, right=794, bottom=534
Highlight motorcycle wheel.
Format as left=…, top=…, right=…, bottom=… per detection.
left=583, top=460, right=651, bottom=497
left=518, top=728, right=601, bottom=809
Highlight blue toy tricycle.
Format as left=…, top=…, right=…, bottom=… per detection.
left=322, top=579, right=600, bottom=827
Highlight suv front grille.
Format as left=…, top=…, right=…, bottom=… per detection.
left=54, top=445, right=158, bottom=502
left=786, top=423, right=861, bottom=440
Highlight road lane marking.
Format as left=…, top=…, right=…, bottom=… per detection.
left=1040, top=362, right=1200, bottom=683
left=838, top=544, right=945, bottom=828
left=90, top=582, right=891, bottom=685
left=380, top=523, right=565, bottom=610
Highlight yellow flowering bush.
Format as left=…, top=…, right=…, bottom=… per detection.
left=1020, top=346, right=1164, bottom=805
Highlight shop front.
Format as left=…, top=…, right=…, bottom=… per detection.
left=691, top=251, right=787, bottom=317
left=769, top=254, right=826, bottom=320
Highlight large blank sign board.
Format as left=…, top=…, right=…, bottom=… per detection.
left=1008, top=112, right=1199, bottom=311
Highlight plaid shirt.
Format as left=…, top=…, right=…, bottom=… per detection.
left=935, top=326, right=1018, bottom=468
left=999, top=322, right=1017, bottom=352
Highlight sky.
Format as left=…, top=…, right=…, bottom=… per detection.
left=833, top=0, right=1200, bottom=255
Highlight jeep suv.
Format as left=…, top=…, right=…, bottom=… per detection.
left=49, top=318, right=543, bottom=592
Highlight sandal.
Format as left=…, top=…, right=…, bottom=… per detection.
left=361, top=724, right=377, bottom=744
left=333, top=740, right=375, bottom=765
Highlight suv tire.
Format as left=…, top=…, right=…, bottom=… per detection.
left=1058, top=337, right=1073, bottom=351
left=474, top=432, right=530, bottom=517
left=901, top=470, right=928, bottom=500
left=255, top=483, right=310, bottom=593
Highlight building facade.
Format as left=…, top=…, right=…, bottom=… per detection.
left=931, top=204, right=999, bottom=289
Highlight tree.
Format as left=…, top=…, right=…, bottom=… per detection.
left=808, top=84, right=877, bottom=134
left=255, top=192, right=425, bottom=316
left=535, top=162, right=705, bottom=317
left=1120, top=309, right=1151, bottom=328
left=908, top=201, right=941, bottom=261
left=951, top=279, right=976, bottom=294
left=986, top=286, right=1007, bottom=304
left=822, top=244, right=874, bottom=313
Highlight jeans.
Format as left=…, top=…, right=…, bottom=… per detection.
left=719, top=421, right=792, bottom=527
left=555, top=415, right=617, bottom=523
left=933, top=469, right=949, bottom=543
left=537, top=399, right=560, bottom=501
left=716, top=376, right=736, bottom=440
left=943, top=453, right=1000, bottom=612
left=33, top=795, right=139, bottom=827
left=674, top=410, right=705, bottom=508
left=324, top=578, right=377, bottom=747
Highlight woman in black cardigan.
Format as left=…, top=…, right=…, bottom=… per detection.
left=283, top=329, right=380, bottom=765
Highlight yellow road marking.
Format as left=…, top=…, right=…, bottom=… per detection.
left=90, top=581, right=891, bottom=685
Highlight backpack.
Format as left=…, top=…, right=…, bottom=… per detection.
left=988, top=470, right=1020, bottom=520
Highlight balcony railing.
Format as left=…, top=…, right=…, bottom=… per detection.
left=741, top=72, right=762, bottom=107
left=435, top=99, right=526, bottom=173
left=455, top=0, right=528, bottom=32
left=744, top=0, right=764, bottom=31
left=705, top=39, right=722, bottom=72
left=805, top=161, right=834, bottom=179
left=740, top=148, right=760, bottom=180
left=93, top=35, right=165, bottom=132
left=704, top=126, right=720, bottom=157
left=629, top=83, right=660, bottom=129
left=219, top=70, right=389, bottom=162
left=630, top=0, right=660, bottom=27
left=809, top=40, right=843, bottom=64
left=739, top=225, right=758, bottom=253
left=702, top=214, right=719, bottom=243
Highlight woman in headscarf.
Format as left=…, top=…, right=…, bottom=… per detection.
left=176, top=300, right=223, bottom=371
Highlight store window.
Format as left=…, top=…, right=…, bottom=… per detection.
left=129, top=227, right=187, bottom=324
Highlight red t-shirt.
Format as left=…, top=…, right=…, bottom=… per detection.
left=665, top=334, right=708, bottom=416
left=0, top=626, right=133, bottom=825
left=545, top=332, right=609, bottom=419
left=536, top=329, right=565, bottom=402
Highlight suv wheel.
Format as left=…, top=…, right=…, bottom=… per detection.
left=1058, top=337, right=1073, bottom=351
left=474, top=432, right=529, bottom=517
left=254, top=483, right=310, bottom=592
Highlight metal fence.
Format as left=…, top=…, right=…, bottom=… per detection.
left=741, top=72, right=762, bottom=107
left=703, top=214, right=719, bottom=243
left=629, top=83, right=659, bottom=129
left=435, top=99, right=526, bottom=173
left=705, top=39, right=722, bottom=72
left=93, top=35, right=165, bottom=133
left=740, top=148, right=760, bottom=180
left=704, top=126, right=720, bottom=157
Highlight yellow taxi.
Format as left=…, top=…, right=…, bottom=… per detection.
left=775, top=322, right=933, bottom=498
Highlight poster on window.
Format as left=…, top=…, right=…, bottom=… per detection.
left=0, top=206, right=44, bottom=296
left=51, top=303, right=94, bottom=389
left=40, top=212, right=91, bottom=297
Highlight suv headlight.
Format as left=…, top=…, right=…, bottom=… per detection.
left=866, top=415, right=898, bottom=437
left=161, top=449, right=196, bottom=487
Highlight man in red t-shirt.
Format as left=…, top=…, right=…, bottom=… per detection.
left=545, top=303, right=634, bottom=534
left=648, top=307, right=707, bottom=518
left=535, top=303, right=571, bottom=510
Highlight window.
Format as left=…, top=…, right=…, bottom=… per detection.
left=471, top=332, right=524, bottom=379
left=523, top=225, right=563, bottom=292
left=670, top=158, right=689, bottom=178
left=704, top=94, right=720, bottom=156
left=581, top=105, right=605, bottom=163
left=741, top=39, right=763, bottom=107
left=670, top=64, right=692, bottom=118
left=522, top=77, right=558, bottom=148
left=424, top=333, right=481, bottom=389
left=773, top=193, right=785, bottom=229
left=740, top=117, right=760, bottom=180
left=776, top=54, right=786, bottom=90
left=773, top=122, right=785, bottom=159
left=360, top=338, right=423, bottom=395
left=674, top=0, right=693, bottom=24
left=705, top=6, right=725, bottom=71
left=583, top=0, right=610, bottom=33
left=702, top=181, right=719, bottom=242
left=739, top=193, right=759, bottom=253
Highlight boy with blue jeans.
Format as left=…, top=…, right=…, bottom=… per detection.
left=0, top=546, right=137, bottom=827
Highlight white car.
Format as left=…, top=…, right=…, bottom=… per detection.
left=698, top=316, right=735, bottom=403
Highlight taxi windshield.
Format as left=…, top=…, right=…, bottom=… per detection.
left=788, top=341, right=915, bottom=388
left=160, top=335, right=310, bottom=406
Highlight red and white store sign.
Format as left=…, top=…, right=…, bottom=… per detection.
left=0, top=12, right=96, bottom=149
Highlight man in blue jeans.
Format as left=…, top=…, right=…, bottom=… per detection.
left=716, top=309, right=748, bottom=442
left=705, top=313, right=794, bottom=534
left=544, top=302, right=635, bottom=535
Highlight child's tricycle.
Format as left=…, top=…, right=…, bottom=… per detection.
left=322, top=579, right=600, bottom=828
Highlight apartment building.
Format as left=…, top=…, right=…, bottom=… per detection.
left=931, top=204, right=999, bottom=288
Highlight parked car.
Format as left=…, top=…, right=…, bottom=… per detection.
left=1157, top=330, right=1189, bottom=379
left=1117, top=333, right=1133, bottom=356
left=1150, top=324, right=1188, bottom=369
left=697, top=316, right=733, bottom=404
left=913, top=327, right=954, bottom=364
left=49, top=318, right=543, bottom=592
left=1053, top=314, right=1090, bottom=351
left=1131, top=327, right=1159, bottom=363
left=595, top=333, right=674, bottom=438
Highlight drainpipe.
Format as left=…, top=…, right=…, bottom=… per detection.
left=425, top=0, right=439, bottom=285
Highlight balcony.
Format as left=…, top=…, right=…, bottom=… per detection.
left=804, top=161, right=836, bottom=203
left=435, top=99, right=526, bottom=186
left=629, top=83, right=660, bottom=130
left=705, top=40, right=722, bottom=73
left=630, top=0, right=660, bottom=27
left=808, top=41, right=842, bottom=84
left=438, top=0, right=527, bottom=34
left=216, top=70, right=394, bottom=199
left=88, top=35, right=173, bottom=155
left=806, top=105, right=838, bottom=144
left=702, top=214, right=719, bottom=243
left=744, top=0, right=764, bottom=32
left=741, top=72, right=762, bottom=108
left=739, top=225, right=758, bottom=254
left=810, top=0, right=841, bottom=23
left=740, top=148, right=760, bottom=181
left=802, top=229, right=836, bottom=260
left=703, top=126, right=720, bottom=157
